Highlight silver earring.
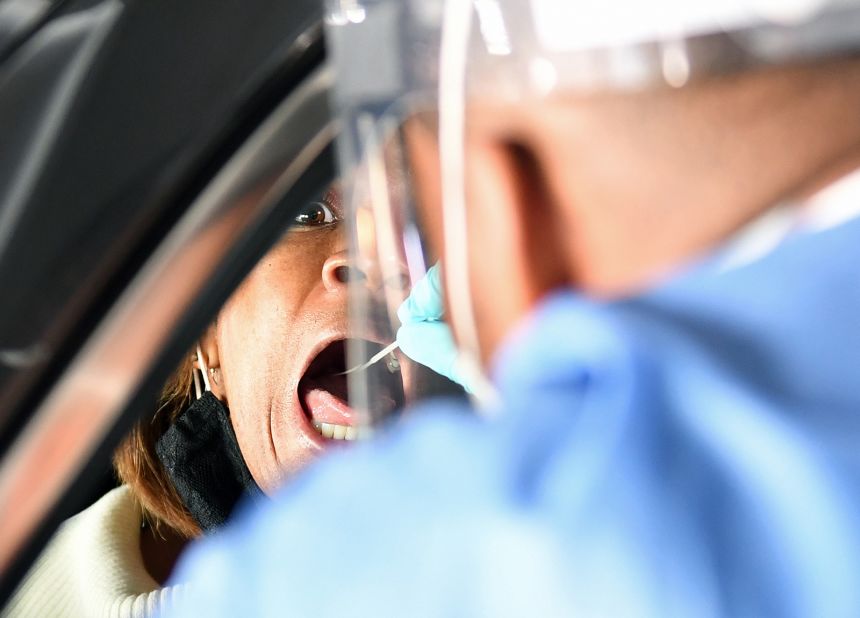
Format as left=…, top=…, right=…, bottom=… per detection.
left=209, top=367, right=218, bottom=385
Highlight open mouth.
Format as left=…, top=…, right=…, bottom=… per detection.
left=297, top=339, right=405, bottom=441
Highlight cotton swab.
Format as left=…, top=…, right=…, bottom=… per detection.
left=337, top=341, right=400, bottom=376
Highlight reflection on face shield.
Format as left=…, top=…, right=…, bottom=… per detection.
left=338, top=124, right=471, bottom=426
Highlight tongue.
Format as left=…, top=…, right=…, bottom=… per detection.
left=308, top=373, right=348, bottom=401
left=300, top=374, right=354, bottom=426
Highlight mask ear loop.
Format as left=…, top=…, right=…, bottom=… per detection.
left=439, top=0, right=499, bottom=410
left=194, top=344, right=212, bottom=400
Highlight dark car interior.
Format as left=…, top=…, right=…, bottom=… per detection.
left=0, top=0, right=332, bottom=604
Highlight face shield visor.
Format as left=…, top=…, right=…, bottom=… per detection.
left=324, top=0, right=860, bottom=423
left=330, top=85, right=476, bottom=427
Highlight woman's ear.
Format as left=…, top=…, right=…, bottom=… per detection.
left=196, top=325, right=226, bottom=402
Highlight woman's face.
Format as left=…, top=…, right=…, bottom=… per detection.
left=202, top=189, right=401, bottom=493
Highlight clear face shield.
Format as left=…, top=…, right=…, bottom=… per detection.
left=337, top=120, right=454, bottom=427
left=334, top=95, right=476, bottom=429
left=325, top=0, right=860, bottom=428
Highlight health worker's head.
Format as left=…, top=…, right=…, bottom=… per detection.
left=396, top=4, right=860, bottom=368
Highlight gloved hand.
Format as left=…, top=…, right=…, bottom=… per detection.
left=396, top=264, right=473, bottom=393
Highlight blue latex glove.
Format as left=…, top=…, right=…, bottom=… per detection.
left=396, top=264, right=472, bottom=392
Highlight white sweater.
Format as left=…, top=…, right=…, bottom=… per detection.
left=3, top=486, right=182, bottom=618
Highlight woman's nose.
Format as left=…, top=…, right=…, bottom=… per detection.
left=321, top=251, right=367, bottom=291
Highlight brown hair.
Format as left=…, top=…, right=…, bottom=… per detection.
left=113, top=354, right=202, bottom=539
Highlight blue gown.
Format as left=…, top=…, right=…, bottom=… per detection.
left=165, top=216, right=860, bottom=617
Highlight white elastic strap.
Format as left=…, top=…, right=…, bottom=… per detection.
left=196, top=344, right=211, bottom=397
left=193, top=367, right=202, bottom=400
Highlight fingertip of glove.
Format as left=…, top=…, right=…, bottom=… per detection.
left=396, top=297, right=414, bottom=325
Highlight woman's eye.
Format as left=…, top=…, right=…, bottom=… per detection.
left=293, top=202, right=338, bottom=227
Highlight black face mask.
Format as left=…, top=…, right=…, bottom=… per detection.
left=155, top=392, right=263, bottom=532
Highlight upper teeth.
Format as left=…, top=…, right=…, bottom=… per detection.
left=312, top=421, right=374, bottom=441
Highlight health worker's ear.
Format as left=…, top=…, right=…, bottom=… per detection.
left=404, top=116, right=570, bottom=366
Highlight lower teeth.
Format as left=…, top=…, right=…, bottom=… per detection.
left=312, top=421, right=374, bottom=441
